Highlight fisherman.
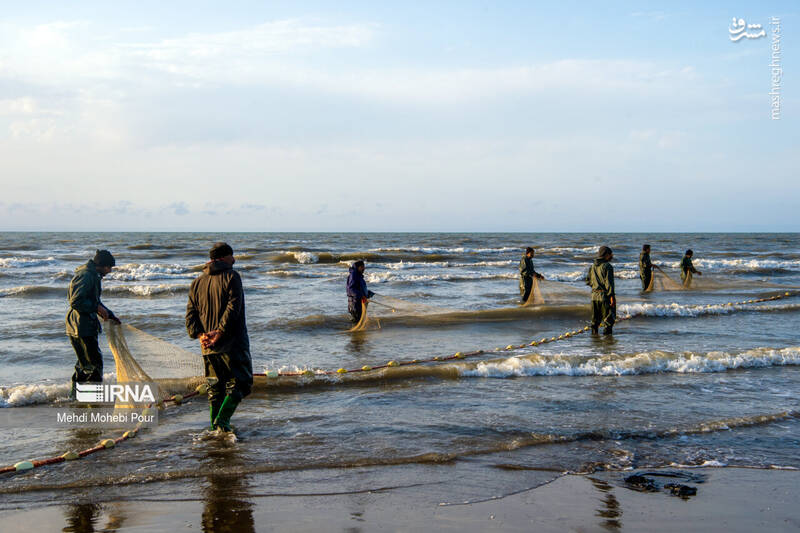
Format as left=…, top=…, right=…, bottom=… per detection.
left=66, top=250, right=120, bottom=399
left=639, top=244, right=654, bottom=290
left=186, top=242, right=253, bottom=433
left=519, top=247, right=545, bottom=303
left=585, top=246, right=616, bottom=335
left=680, top=249, right=702, bottom=283
left=346, top=260, right=375, bottom=323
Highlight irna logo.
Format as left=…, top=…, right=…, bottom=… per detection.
left=75, top=382, right=157, bottom=404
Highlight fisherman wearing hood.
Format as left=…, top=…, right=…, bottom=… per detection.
left=346, top=260, right=375, bottom=323
left=66, top=249, right=120, bottom=399
left=639, top=244, right=654, bottom=290
left=585, top=246, right=616, bottom=335
left=186, top=242, right=253, bottom=432
left=519, top=247, right=545, bottom=303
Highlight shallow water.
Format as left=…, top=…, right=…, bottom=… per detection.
left=0, top=232, right=798, bottom=516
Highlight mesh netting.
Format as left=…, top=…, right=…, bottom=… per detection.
left=647, top=267, right=685, bottom=291
left=536, top=279, right=588, bottom=303
left=520, top=277, right=545, bottom=307
left=348, top=294, right=456, bottom=331
left=106, top=323, right=205, bottom=401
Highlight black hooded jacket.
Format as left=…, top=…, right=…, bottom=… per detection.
left=186, top=260, right=250, bottom=355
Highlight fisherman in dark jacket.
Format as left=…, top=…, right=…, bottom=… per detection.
left=585, top=246, right=616, bottom=335
left=66, top=250, right=120, bottom=399
left=680, top=249, right=702, bottom=283
left=519, top=247, right=545, bottom=302
left=186, top=242, right=253, bottom=432
left=639, top=244, right=654, bottom=290
left=346, top=260, right=375, bottom=323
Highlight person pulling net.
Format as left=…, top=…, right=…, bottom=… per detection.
left=519, top=247, right=545, bottom=306
left=347, top=260, right=375, bottom=331
left=680, top=249, right=702, bottom=289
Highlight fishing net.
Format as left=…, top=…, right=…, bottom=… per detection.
left=647, top=267, right=685, bottom=291
left=536, top=279, right=588, bottom=304
left=520, top=277, right=545, bottom=307
left=348, top=294, right=457, bottom=331
left=106, top=323, right=205, bottom=402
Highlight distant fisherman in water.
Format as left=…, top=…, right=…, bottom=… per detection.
left=519, top=247, right=545, bottom=303
left=586, top=246, right=616, bottom=335
left=186, top=242, right=253, bottom=433
left=66, top=250, right=120, bottom=399
left=639, top=244, right=654, bottom=290
left=347, top=260, right=375, bottom=323
left=680, top=249, right=702, bottom=283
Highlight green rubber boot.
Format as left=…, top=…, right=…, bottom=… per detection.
left=213, top=395, right=241, bottom=432
left=209, top=400, right=223, bottom=430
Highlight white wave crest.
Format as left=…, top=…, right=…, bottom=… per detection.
left=104, top=283, right=188, bottom=296
left=0, top=372, right=115, bottom=407
left=618, top=301, right=800, bottom=318
left=368, top=246, right=519, bottom=254
left=107, top=263, right=192, bottom=281
left=365, top=271, right=517, bottom=283
left=462, top=346, right=800, bottom=378
left=0, top=256, right=56, bottom=268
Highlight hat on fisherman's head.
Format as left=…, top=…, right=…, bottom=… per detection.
left=209, top=242, right=234, bottom=260
left=597, top=246, right=613, bottom=258
left=93, top=249, right=115, bottom=267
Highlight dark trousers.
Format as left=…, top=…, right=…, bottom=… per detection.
left=520, top=277, right=533, bottom=302
left=591, top=299, right=616, bottom=329
left=203, top=349, right=254, bottom=405
left=69, top=335, right=103, bottom=389
left=641, top=271, right=652, bottom=290
left=348, top=297, right=363, bottom=323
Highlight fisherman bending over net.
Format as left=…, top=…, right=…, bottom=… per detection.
left=65, top=249, right=120, bottom=400
left=680, top=249, right=702, bottom=287
left=519, top=247, right=545, bottom=303
left=186, top=242, right=253, bottom=433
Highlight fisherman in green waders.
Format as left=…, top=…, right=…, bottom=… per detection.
left=519, top=247, right=545, bottom=303
left=586, top=246, right=616, bottom=335
left=66, top=250, right=120, bottom=399
left=680, top=249, right=702, bottom=284
left=186, top=242, right=253, bottom=432
left=639, top=244, right=654, bottom=290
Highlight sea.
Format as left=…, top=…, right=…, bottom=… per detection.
left=0, top=232, right=798, bottom=528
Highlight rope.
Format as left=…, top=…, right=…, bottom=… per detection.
left=1, top=290, right=795, bottom=476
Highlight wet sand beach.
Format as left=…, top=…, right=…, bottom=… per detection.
left=2, top=467, right=797, bottom=532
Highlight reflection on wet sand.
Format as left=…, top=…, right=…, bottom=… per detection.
left=201, top=442, right=254, bottom=533
left=62, top=502, right=126, bottom=532
left=589, top=477, right=622, bottom=531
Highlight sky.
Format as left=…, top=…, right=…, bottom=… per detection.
left=0, top=1, right=796, bottom=232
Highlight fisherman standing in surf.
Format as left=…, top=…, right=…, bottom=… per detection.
left=347, top=260, right=375, bottom=323
left=639, top=244, right=654, bottom=291
left=66, top=250, right=120, bottom=399
left=680, top=249, right=702, bottom=285
left=519, top=247, right=545, bottom=303
left=586, top=246, right=616, bottom=335
left=186, top=242, right=253, bottom=433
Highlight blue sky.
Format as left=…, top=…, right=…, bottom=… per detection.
left=0, top=1, right=796, bottom=231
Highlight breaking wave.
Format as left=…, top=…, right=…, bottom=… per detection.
left=0, top=256, right=56, bottom=268
left=619, top=301, right=800, bottom=318
left=106, top=263, right=194, bottom=281
left=463, top=346, right=800, bottom=378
